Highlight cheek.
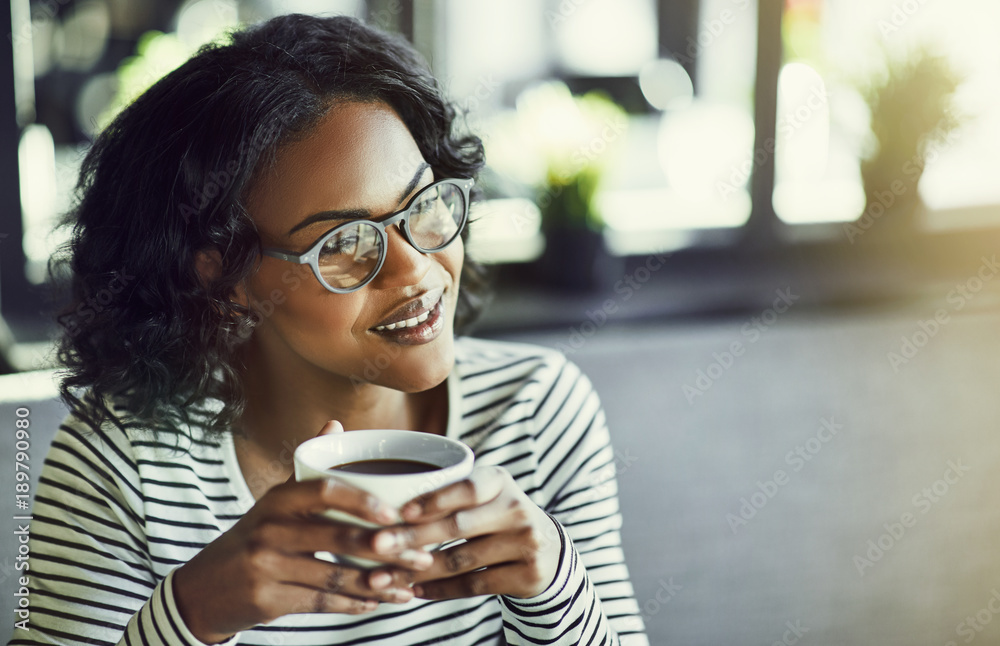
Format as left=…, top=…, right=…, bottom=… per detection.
left=442, top=238, right=465, bottom=281
left=438, top=243, right=464, bottom=318
left=246, top=261, right=303, bottom=309
left=248, top=261, right=363, bottom=335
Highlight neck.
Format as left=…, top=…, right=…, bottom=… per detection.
left=233, top=340, right=446, bottom=465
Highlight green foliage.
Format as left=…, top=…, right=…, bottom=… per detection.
left=861, top=46, right=963, bottom=212
left=538, top=168, right=603, bottom=232
left=96, top=28, right=236, bottom=133
left=485, top=81, right=627, bottom=231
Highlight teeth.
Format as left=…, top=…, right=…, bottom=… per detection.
left=375, top=308, right=433, bottom=332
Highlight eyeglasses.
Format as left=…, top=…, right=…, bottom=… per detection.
left=262, top=177, right=473, bottom=293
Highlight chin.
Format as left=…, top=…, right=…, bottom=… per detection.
left=373, top=335, right=455, bottom=393
left=378, top=366, right=451, bottom=394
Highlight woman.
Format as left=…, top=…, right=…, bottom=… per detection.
left=18, top=13, right=648, bottom=646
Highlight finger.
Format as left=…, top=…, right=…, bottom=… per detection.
left=413, top=562, right=539, bottom=601
left=267, top=583, right=381, bottom=616
left=269, top=555, right=415, bottom=604
left=374, top=493, right=524, bottom=556
left=400, top=466, right=507, bottom=523
left=281, top=421, right=344, bottom=485
left=368, top=568, right=417, bottom=592
left=262, top=477, right=399, bottom=525
left=410, top=534, right=524, bottom=584
left=316, top=419, right=345, bottom=437
left=251, top=518, right=434, bottom=571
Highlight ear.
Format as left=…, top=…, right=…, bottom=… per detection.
left=230, top=282, right=249, bottom=309
left=195, top=248, right=249, bottom=308
left=194, top=248, right=222, bottom=286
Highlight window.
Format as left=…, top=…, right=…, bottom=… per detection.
left=772, top=0, right=1000, bottom=235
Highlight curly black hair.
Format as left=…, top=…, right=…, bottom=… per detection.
left=51, top=13, right=491, bottom=436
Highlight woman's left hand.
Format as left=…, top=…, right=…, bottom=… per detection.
left=369, top=466, right=561, bottom=600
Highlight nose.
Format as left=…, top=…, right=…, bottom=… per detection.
left=374, top=222, right=430, bottom=289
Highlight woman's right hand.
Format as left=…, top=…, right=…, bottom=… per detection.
left=171, top=425, right=432, bottom=643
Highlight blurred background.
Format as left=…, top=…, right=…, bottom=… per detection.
left=3, top=1, right=1000, bottom=644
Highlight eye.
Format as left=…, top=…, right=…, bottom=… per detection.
left=412, top=186, right=443, bottom=214
left=319, top=233, right=358, bottom=257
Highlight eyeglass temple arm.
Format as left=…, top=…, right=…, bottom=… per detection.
left=262, top=249, right=310, bottom=264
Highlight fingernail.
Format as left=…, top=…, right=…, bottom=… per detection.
left=400, top=549, right=433, bottom=569
left=374, top=531, right=398, bottom=554
left=412, top=584, right=425, bottom=598
left=375, top=505, right=400, bottom=525
left=391, top=587, right=414, bottom=603
left=363, top=600, right=379, bottom=612
left=369, top=571, right=392, bottom=590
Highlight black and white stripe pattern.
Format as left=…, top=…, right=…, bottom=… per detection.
left=10, top=337, right=648, bottom=645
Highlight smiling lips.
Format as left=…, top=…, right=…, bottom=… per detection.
left=371, top=288, right=446, bottom=344
left=374, top=310, right=431, bottom=331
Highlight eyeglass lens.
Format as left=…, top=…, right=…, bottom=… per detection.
left=316, top=181, right=466, bottom=290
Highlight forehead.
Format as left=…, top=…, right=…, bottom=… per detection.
left=246, top=100, right=427, bottom=239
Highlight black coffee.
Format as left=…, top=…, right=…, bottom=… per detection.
left=328, top=459, right=439, bottom=475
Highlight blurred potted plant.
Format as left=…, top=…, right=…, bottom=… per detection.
left=486, top=82, right=628, bottom=290
left=859, top=46, right=962, bottom=238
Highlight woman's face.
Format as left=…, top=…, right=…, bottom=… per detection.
left=242, top=100, right=463, bottom=393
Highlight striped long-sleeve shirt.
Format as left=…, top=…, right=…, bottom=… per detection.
left=10, top=337, right=649, bottom=646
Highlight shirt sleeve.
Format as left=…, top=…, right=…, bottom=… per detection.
left=6, top=416, right=240, bottom=646
left=498, top=356, right=649, bottom=646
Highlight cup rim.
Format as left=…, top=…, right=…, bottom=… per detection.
left=294, top=429, right=474, bottom=479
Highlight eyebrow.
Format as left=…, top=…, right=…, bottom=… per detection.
left=287, top=163, right=432, bottom=236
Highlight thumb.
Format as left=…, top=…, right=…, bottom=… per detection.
left=316, top=419, right=345, bottom=437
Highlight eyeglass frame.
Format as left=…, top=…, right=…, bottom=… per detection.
left=261, top=177, right=474, bottom=294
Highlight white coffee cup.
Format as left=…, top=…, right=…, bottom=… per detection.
left=294, top=429, right=475, bottom=568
